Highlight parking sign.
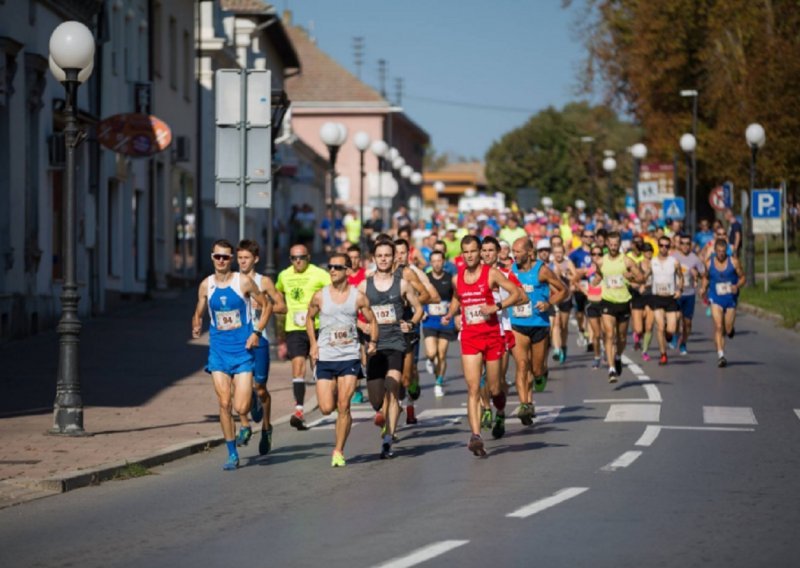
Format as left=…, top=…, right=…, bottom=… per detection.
left=752, top=189, right=782, bottom=234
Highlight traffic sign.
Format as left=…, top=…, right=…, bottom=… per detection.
left=709, top=186, right=726, bottom=211
left=752, top=188, right=782, bottom=234
left=722, top=182, right=733, bottom=208
left=662, top=197, right=685, bottom=220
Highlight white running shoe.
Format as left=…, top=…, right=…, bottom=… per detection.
left=434, top=384, right=444, bottom=397
left=425, top=359, right=434, bottom=375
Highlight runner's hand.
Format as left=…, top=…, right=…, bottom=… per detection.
left=441, top=314, right=452, bottom=326
left=277, top=341, right=288, bottom=360
left=400, top=320, right=412, bottom=333
left=246, top=333, right=260, bottom=350
left=310, top=345, right=319, bottom=364
left=367, top=341, right=377, bottom=356
left=479, top=304, right=495, bottom=316
left=192, top=324, right=201, bottom=339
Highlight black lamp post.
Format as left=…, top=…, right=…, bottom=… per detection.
left=353, top=131, right=371, bottom=252
left=680, top=133, right=696, bottom=229
left=745, top=123, right=766, bottom=287
left=602, top=154, right=617, bottom=215
left=319, top=122, right=347, bottom=251
left=631, top=143, right=648, bottom=218
left=48, top=21, right=96, bottom=435
left=680, top=89, right=699, bottom=234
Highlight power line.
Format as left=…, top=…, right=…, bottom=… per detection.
left=404, top=93, right=536, bottom=114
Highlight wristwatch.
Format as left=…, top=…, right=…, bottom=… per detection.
left=495, top=301, right=503, bottom=311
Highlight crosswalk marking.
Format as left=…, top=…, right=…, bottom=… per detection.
left=605, top=404, right=661, bottom=423
left=794, top=409, right=800, bottom=422
left=702, top=406, right=758, bottom=425
left=307, top=409, right=377, bottom=430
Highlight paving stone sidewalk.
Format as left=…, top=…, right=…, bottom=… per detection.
left=0, top=288, right=306, bottom=508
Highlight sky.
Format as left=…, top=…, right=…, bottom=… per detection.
left=283, top=0, right=590, bottom=161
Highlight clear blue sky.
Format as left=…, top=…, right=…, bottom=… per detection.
left=284, top=0, right=589, bottom=161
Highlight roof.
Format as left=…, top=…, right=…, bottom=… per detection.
left=285, top=26, right=389, bottom=106
left=219, top=0, right=274, bottom=14
left=218, top=1, right=300, bottom=71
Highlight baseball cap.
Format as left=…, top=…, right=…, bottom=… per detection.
left=446, top=223, right=457, bottom=232
left=536, top=239, right=551, bottom=251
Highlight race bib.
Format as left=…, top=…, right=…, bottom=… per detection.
left=215, top=310, right=242, bottom=331
left=329, top=324, right=356, bottom=346
left=372, top=304, right=398, bottom=325
left=605, top=274, right=625, bottom=289
left=428, top=301, right=449, bottom=316
left=715, top=282, right=733, bottom=295
left=293, top=311, right=307, bottom=327
left=464, top=304, right=487, bottom=325
left=654, top=282, right=675, bottom=296
left=512, top=302, right=533, bottom=318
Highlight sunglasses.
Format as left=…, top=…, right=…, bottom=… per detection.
left=583, top=234, right=594, bottom=238
left=591, top=252, right=602, bottom=257
left=212, top=253, right=232, bottom=261
left=290, top=255, right=309, bottom=261
left=327, top=264, right=347, bottom=271
left=680, top=241, right=692, bottom=245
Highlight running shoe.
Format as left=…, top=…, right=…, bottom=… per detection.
left=481, top=408, right=493, bottom=430
left=408, top=381, right=421, bottom=401
left=351, top=389, right=364, bottom=404
left=518, top=403, right=534, bottom=426
left=632, top=332, right=641, bottom=347
left=592, top=357, right=601, bottom=370
left=331, top=451, right=346, bottom=468
left=235, top=426, right=252, bottom=447
left=290, top=411, right=309, bottom=431
left=491, top=412, right=506, bottom=439
left=552, top=348, right=561, bottom=362
left=425, top=359, right=435, bottom=375
left=608, top=368, right=618, bottom=383
left=614, top=357, right=623, bottom=376
left=727, top=327, right=736, bottom=339
left=406, top=404, right=418, bottom=425
left=468, top=434, right=487, bottom=457
left=250, top=390, right=263, bottom=423
left=679, top=344, right=688, bottom=356
left=718, top=356, right=727, bottom=368
left=434, top=376, right=444, bottom=397
left=380, top=441, right=394, bottom=459
left=642, top=352, right=652, bottom=362
left=374, top=411, right=385, bottom=428
left=258, top=426, right=272, bottom=456
left=659, top=353, right=668, bottom=366
left=633, top=340, right=642, bottom=351
left=534, top=373, right=548, bottom=393
left=222, top=454, right=239, bottom=471
left=586, top=343, right=595, bottom=353
left=558, top=349, right=566, bottom=364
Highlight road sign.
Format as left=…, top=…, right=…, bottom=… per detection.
left=662, top=197, right=685, bottom=220
left=709, top=186, right=726, bottom=211
left=722, top=181, right=733, bottom=208
left=752, top=189, right=782, bottom=234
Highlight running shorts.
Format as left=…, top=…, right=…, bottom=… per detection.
left=650, top=296, right=680, bottom=312
left=315, top=359, right=361, bottom=380
left=461, top=331, right=504, bottom=361
left=253, top=341, right=271, bottom=384
left=600, top=300, right=631, bottom=322
left=586, top=301, right=603, bottom=318
left=511, top=325, right=550, bottom=344
left=206, top=347, right=254, bottom=376
left=424, top=327, right=458, bottom=342
left=367, top=349, right=404, bottom=380
left=573, top=291, right=588, bottom=312
left=678, top=295, right=696, bottom=319
left=286, top=330, right=312, bottom=359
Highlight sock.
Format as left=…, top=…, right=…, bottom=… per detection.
left=666, top=331, right=674, bottom=342
left=383, top=433, right=392, bottom=445
left=643, top=332, right=653, bottom=352
left=492, top=391, right=507, bottom=411
left=292, top=378, right=305, bottom=408
left=718, top=350, right=724, bottom=358
left=225, top=440, right=237, bottom=456
left=563, top=346, right=568, bottom=358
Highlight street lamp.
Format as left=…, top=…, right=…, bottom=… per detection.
left=48, top=21, right=95, bottom=435
left=602, top=155, right=617, bottom=215
left=320, top=121, right=348, bottom=250
left=353, top=131, right=370, bottom=250
left=681, top=89, right=699, bottom=234
left=680, top=133, right=696, bottom=227
left=370, top=139, right=388, bottom=232
left=631, top=143, right=648, bottom=218
left=745, top=123, right=766, bottom=287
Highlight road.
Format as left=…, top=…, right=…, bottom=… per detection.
left=1, top=311, right=799, bottom=567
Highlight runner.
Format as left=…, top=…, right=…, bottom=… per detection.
left=550, top=243, right=576, bottom=364
left=581, top=245, right=606, bottom=370
left=635, top=244, right=657, bottom=361
left=275, top=244, right=331, bottom=430
left=569, top=229, right=595, bottom=349
left=671, top=234, right=705, bottom=355
left=191, top=239, right=272, bottom=471
left=649, top=236, right=684, bottom=365
left=592, top=231, right=643, bottom=382
left=422, top=250, right=456, bottom=397
left=347, top=245, right=368, bottom=404
left=236, top=240, right=286, bottom=455
left=442, top=236, right=522, bottom=455
left=509, top=237, right=567, bottom=424
left=306, top=253, right=378, bottom=467
left=700, top=238, right=745, bottom=367
left=359, top=240, right=424, bottom=459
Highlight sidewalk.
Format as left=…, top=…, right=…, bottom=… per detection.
left=0, top=287, right=309, bottom=509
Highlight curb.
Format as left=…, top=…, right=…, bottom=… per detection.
left=5, top=394, right=319, bottom=505
left=739, top=302, right=800, bottom=332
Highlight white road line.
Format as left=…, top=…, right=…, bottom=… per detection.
left=605, top=404, right=661, bottom=422
left=584, top=398, right=654, bottom=404
left=659, top=425, right=755, bottom=432
left=637, top=374, right=651, bottom=382
left=643, top=384, right=662, bottom=403
left=306, top=409, right=376, bottom=429
left=795, top=409, right=800, bottom=421
left=635, top=425, right=662, bottom=447
left=416, top=408, right=467, bottom=418
left=703, top=406, right=758, bottom=425
left=601, top=450, right=642, bottom=471
left=506, top=487, right=589, bottom=519
left=626, top=363, right=644, bottom=375
left=373, top=540, right=470, bottom=568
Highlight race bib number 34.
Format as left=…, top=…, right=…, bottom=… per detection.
left=464, top=305, right=487, bottom=325
left=215, top=310, right=242, bottom=331
left=372, top=304, right=397, bottom=325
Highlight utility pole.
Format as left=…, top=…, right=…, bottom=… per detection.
left=352, top=37, right=364, bottom=79
left=378, top=59, right=387, bottom=98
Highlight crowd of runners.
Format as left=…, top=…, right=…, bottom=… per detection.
left=191, top=204, right=747, bottom=469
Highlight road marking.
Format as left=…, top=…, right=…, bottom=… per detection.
left=621, top=354, right=663, bottom=402
left=626, top=363, right=644, bottom=375
left=416, top=408, right=467, bottom=418
left=703, top=406, right=758, bottom=425
left=795, top=409, right=800, bottom=421
left=605, top=404, right=661, bottom=422
left=584, top=398, right=655, bottom=404
left=635, top=425, right=662, bottom=447
left=659, top=425, right=755, bottom=432
left=601, top=450, right=642, bottom=471
left=306, top=409, right=377, bottom=429
left=643, top=384, right=662, bottom=403
left=533, top=405, right=564, bottom=424
left=506, top=487, right=589, bottom=519
left=373, top=540, right=470, bottom=568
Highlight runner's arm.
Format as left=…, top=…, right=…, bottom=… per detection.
left=673, top=259, right=684, bottom=297
left=191, top=280, right=208, bottom=338
left=357, top=291, right=379, bottom=354
left=261, top=275, right=287, bottom=314
left=410, top=265, right=441, bottom=304
left=540, top=265, right=568, bottom=308
left=401, top=280, right=425, bottom=325
left=488, top=267, right=524, bottom=311
left=306, top=290, right=322, bottom=362
left=624, top=256, right=644, bottom=283
left=241, top=275, right=271, bottom=348
left=731, top=257, right=746, bottom=292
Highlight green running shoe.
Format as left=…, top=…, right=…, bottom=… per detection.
left=235, top=426, right=252, bottom=447
left=491, top=412, right=506, bottom=439
left=481, top=408, right=493, bottom=430
left=258, top=426, right=272, bottom=456
left=534, top=373, right=548, bottom=392
left=331, top=451, right=346, bottom=468
left=351, top=390, right=364, bottom=404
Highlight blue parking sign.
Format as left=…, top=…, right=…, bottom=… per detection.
left=752, top=190, right=781, bottom=218
left=722, top=182, right=733, bottom=208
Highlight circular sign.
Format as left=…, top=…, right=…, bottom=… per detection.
left=709, top=186, right=726, bottom=211
left=98, top=113, right=172, bottom=158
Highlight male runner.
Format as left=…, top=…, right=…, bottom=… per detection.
left=671, top=234, right=705, bottom=354
left=649, top=236, right=684, bottom=365
left=192, top=240, right=272, bottom=470
left=236, top=240, right=286, bottom=455
left=592, top=231, right=643, bottom=382
left=550, top=243, right=576, bottom=364
left=307, top=253, right=378, bottom=467
left=422, top=250, right=456, bottom=397
left=509, top=238, right=567, bottom=423
left=347, top=244, right=368, bottom=404
left=276, top=244, right=331, bottom=429
left=569, top=229, right=595, bottom=348
left=700, top=238, right=745, bottom=367
left=442, top=236, right=522, bottom=455
left=359, top=240, right=424, bottom=459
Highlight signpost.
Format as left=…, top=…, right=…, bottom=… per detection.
left=215, top=69, right=272, bottom=240
left=637, top=163, right=675, bottom=220
left=752, top=188, right=783, bottom=292
left=662, top=197, right=686, bottom=220
left=709, top=186, right=726, bottom=211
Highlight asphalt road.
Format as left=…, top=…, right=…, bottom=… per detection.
left=1, top=310, right=799, bottom=568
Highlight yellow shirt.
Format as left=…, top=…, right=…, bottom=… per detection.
left=275, top=264, right=331, bottom=332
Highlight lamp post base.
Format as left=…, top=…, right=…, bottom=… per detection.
left=50, top=406, right=87, bottom=436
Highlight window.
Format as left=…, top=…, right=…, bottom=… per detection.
left=169, top=16, right=177, bottom=90
left=182, top=29, right=191, bottom=101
